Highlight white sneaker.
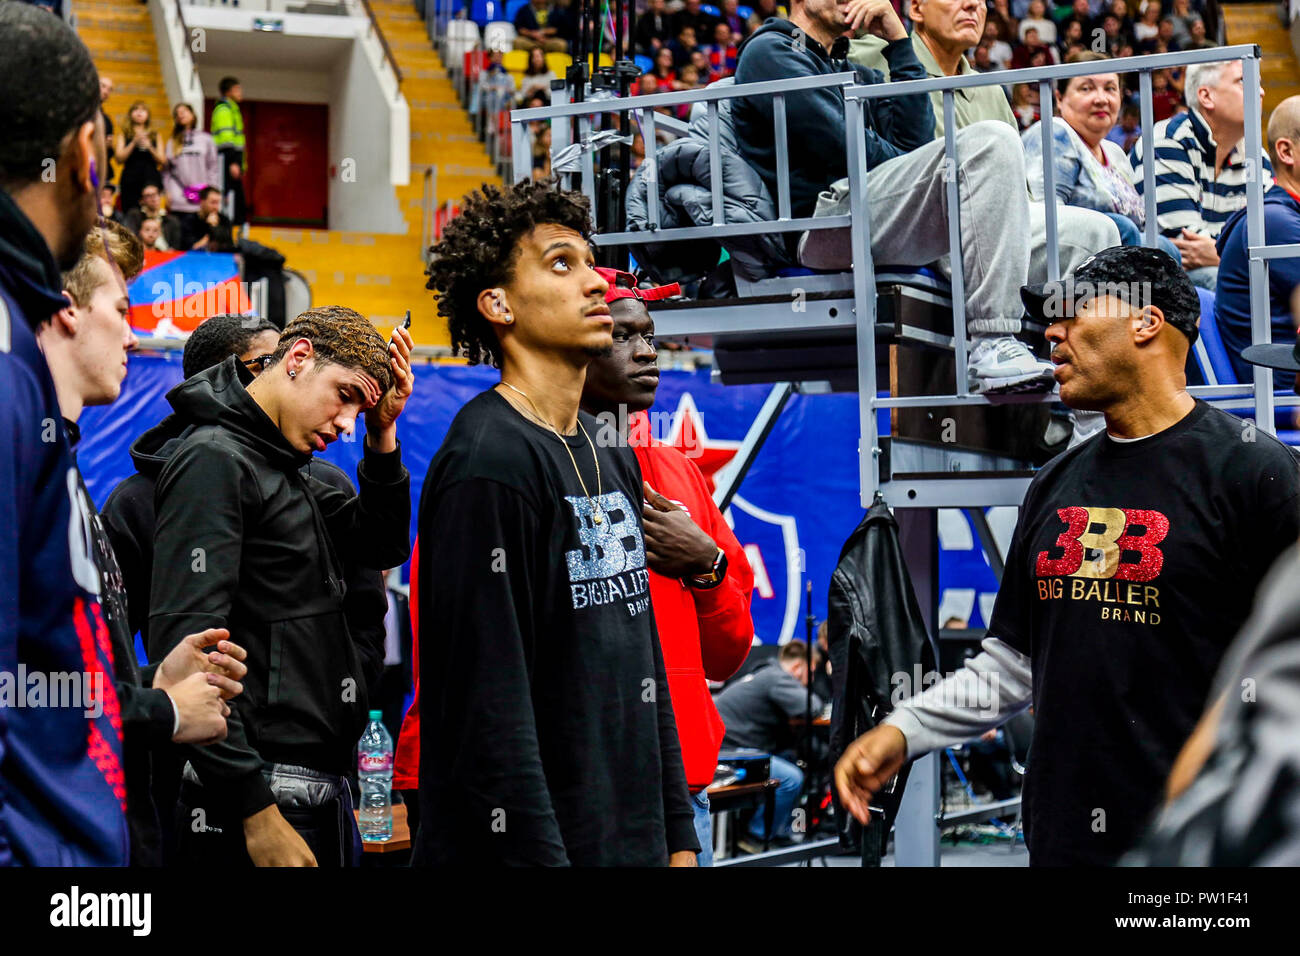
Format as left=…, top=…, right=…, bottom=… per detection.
left=968, top=336, right=1056, bottom=395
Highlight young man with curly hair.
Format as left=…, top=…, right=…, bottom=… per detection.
left=412, top=180, right=699, bottom=866
left=149, top=305, right=416, bottom=867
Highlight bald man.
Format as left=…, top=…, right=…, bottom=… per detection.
left=1214, top=94, right=1300, bottom=383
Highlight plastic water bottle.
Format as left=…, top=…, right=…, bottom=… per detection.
left=358, top=710, right=393, bottom=843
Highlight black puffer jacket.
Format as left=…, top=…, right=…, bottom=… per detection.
left=624, top=79, right=793, bottom=283
left=146, top=356, right=410, bottom=819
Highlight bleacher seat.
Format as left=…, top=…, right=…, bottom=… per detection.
left=482, top=20, right=516, bottom=50
left=545, top=51, right=572, bottom=76
left=504, top=0, right=530, bottom=23
left=1190, top=286, right=1237, bottom=387
left=445, top=17, right=481, bottom=64
left=471, top=0, right=505, bottom=26
left=701, top=3, right=721, bottom=16
left=737, top=4, right=753, bottom=18
left=634, top=53, right=653, bottom=74
left=502, top=48, right=529, bottom=78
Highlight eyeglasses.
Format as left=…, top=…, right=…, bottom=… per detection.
left=242, top=354, right=274, bottom=374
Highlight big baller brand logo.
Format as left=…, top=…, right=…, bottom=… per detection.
left=1034, top=507, right=1170, bottom=625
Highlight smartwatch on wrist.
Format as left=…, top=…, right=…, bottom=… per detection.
left=686, top=547, right=727, bottom=590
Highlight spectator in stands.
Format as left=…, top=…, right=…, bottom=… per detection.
left=720, top=0, right=748, bottom=39
left=982, top=20, right=1014, bottom=70
left=748, top=0, right=789, bottom=32
left=673, top=0, right=720, bottom=42
left=100, top=74, right=116, bottom=184
left=669, top=23, right=699, bottom=67
left=849, top=0, right=1120, bottom=344
left=1132, top=0, right=1160, bottom=46
left=1096, top=12, right=1125, bottom=55
left=1057, top=0, right=1096, bottom=43
left=99, top=182, right=125, bottom=224
left=1022, top=53, right=1181, bottom=260
left=1018, top=0, right=1057, bottom=44
left=415, top=181, right=699, bottom=866
left=123, top=183, right=181, bottom=249
left=738, top=0, right=1055, bottom=394
left=1132, top=59, right=1269, bottom=291
left=1107, top=100, right=1142, bottom=152
left=714, top=641, right=823, bottom=848
left=690, top=48, right=716, bottom=84
left=513, top=0, right=569, bottom=52
left=986, top=0, right=1018, bottom=48
left=1167, top=0, right=1202, bottom=50
left=1138, top=15, right=1178, bottom=54
left=971, top=42, right=998, bottom=72
left=652, top=45, right=678, bottom=85
left=1059, top=18, right=1086, bottom=56
left=634, top=0, right=673, bottom=53
left=579, top=268, right=755, bottom=866
left=1107, top=0, right=1134, bottom=42
left=471, top=49, right=517, bottom=116
left=1214, top=95, right=1300, bottom=383
left=517, top=46, right=557, bottom=104
left=164, top=102, right=220, bottom=216
left=152, top=306, right=412, bottom=867
left=137, top=217, right=168, bottom=251
left=1184, top=16, right=1216, bottom=50
left=0, top=0, right=130, bottom=867
left=1012, top=82, right=1040, bottom=130
left=38, top=220, right=245, bottom=865
left=181, top=186, right=235, bottom=252
left=1150, top=68, right=1182, bottom=122
left=211, top=77, right=246, bottom=226
left=1012, top=25, right=1060, bottom=68
left=113, top=101, right=165, bottom=216
left=705, top=22, right=740, bottom=78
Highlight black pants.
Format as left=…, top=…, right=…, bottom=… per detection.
left=175, top=772, right=361, bottom=867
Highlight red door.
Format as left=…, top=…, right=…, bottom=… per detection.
left=208, top=99, right=329, bottom=227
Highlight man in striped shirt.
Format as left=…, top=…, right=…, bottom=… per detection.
left=1131, top=59, right=1271, bottom=291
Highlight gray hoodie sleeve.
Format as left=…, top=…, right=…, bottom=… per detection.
left=882, top=637, right=1033, bottom=756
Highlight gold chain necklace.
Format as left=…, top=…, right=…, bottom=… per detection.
left=499, top=381, right=604, bottom=525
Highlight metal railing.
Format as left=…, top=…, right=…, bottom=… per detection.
left=419, top=164, right=437, bottom=263
left=358, top=0, right=404, bottom=86
left=508, top=44, right=1292, bottom=508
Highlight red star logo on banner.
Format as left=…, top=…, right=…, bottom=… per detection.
left=661, top=393, right=741, bottom=494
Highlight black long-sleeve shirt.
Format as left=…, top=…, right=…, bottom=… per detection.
left=412, top=389, right=698, bottom=866
left=734, top=18, right=935, bottom=220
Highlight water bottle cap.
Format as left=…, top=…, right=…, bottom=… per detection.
left=368, top=710, right=382, bottom=720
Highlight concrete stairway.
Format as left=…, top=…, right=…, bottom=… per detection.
left=252, top=1, right=501, bottom=346
left=1221, top=2, right=1300, bottom=120
left=76, top=0, right=171, bottom=146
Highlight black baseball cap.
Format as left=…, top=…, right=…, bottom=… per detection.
left=1242, top=332, right=1300, bottom=373
left=1020, top=246, right=1201, bottom=345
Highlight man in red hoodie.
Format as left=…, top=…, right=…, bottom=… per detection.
left=579, top=267, right=755, bottom=865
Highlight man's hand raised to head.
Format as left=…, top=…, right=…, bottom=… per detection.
left=844, top=0, right=908, bottom=41
left=364, top=325, right=415, bottom=453
left=834, top=724, right=908, bottom=825
left=153, top=628, right=247, bottom=700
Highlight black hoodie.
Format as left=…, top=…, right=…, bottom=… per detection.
left=145, top=356, right=410, bottom=818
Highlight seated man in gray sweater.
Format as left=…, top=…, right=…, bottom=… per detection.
left=715, top=640, right=823, bottom=846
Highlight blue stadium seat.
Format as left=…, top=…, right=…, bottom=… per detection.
left=470, top=0, right=505, bottom=25
left=701, top=3, right=721, bottom=16
left=1191, top=286, right=1237, bottom=386
left=504, top=0, right=529, bottom=23
left=737, top=4, right=753, bottom=17
left=634, top=53, right=653, bottom=74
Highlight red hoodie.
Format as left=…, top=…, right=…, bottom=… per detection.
left=394, top=416, right=755, bottom=792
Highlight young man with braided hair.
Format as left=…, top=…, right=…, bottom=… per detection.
left=149, top=305, right=415, bottom=867
left=413, top=180, right=699, bottom=866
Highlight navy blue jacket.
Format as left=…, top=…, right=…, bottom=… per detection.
left=1215, top=184, right=1300, bottom=383
left=0, top=189, right=129, bottom=866
left=733, top=18, right=935, bottom=221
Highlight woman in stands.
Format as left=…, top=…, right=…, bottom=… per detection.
left=517, top=46, right=557, bottom=105
left=1021, top=52, right=1182, bottom=261
left=114, top=100, right=166, bottom=216
left=651, top=46, right=677, bottom=87
left=164, top=102, right=221, bottom=216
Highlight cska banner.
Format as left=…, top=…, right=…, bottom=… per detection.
left=77, top=354, right=1009, bottom=643
left=126, top=250, right=251, bottom=337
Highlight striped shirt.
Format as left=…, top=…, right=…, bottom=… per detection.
left=1129, top=108, right=1272, bottom=239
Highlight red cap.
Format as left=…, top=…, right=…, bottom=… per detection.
left=595, top=266, right=681, bottom=305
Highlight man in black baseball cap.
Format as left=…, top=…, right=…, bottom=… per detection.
left=837, top=244, right=1300, bottom=865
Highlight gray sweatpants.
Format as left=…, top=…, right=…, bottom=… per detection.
left=798, top=121, right=1031, bottom=335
